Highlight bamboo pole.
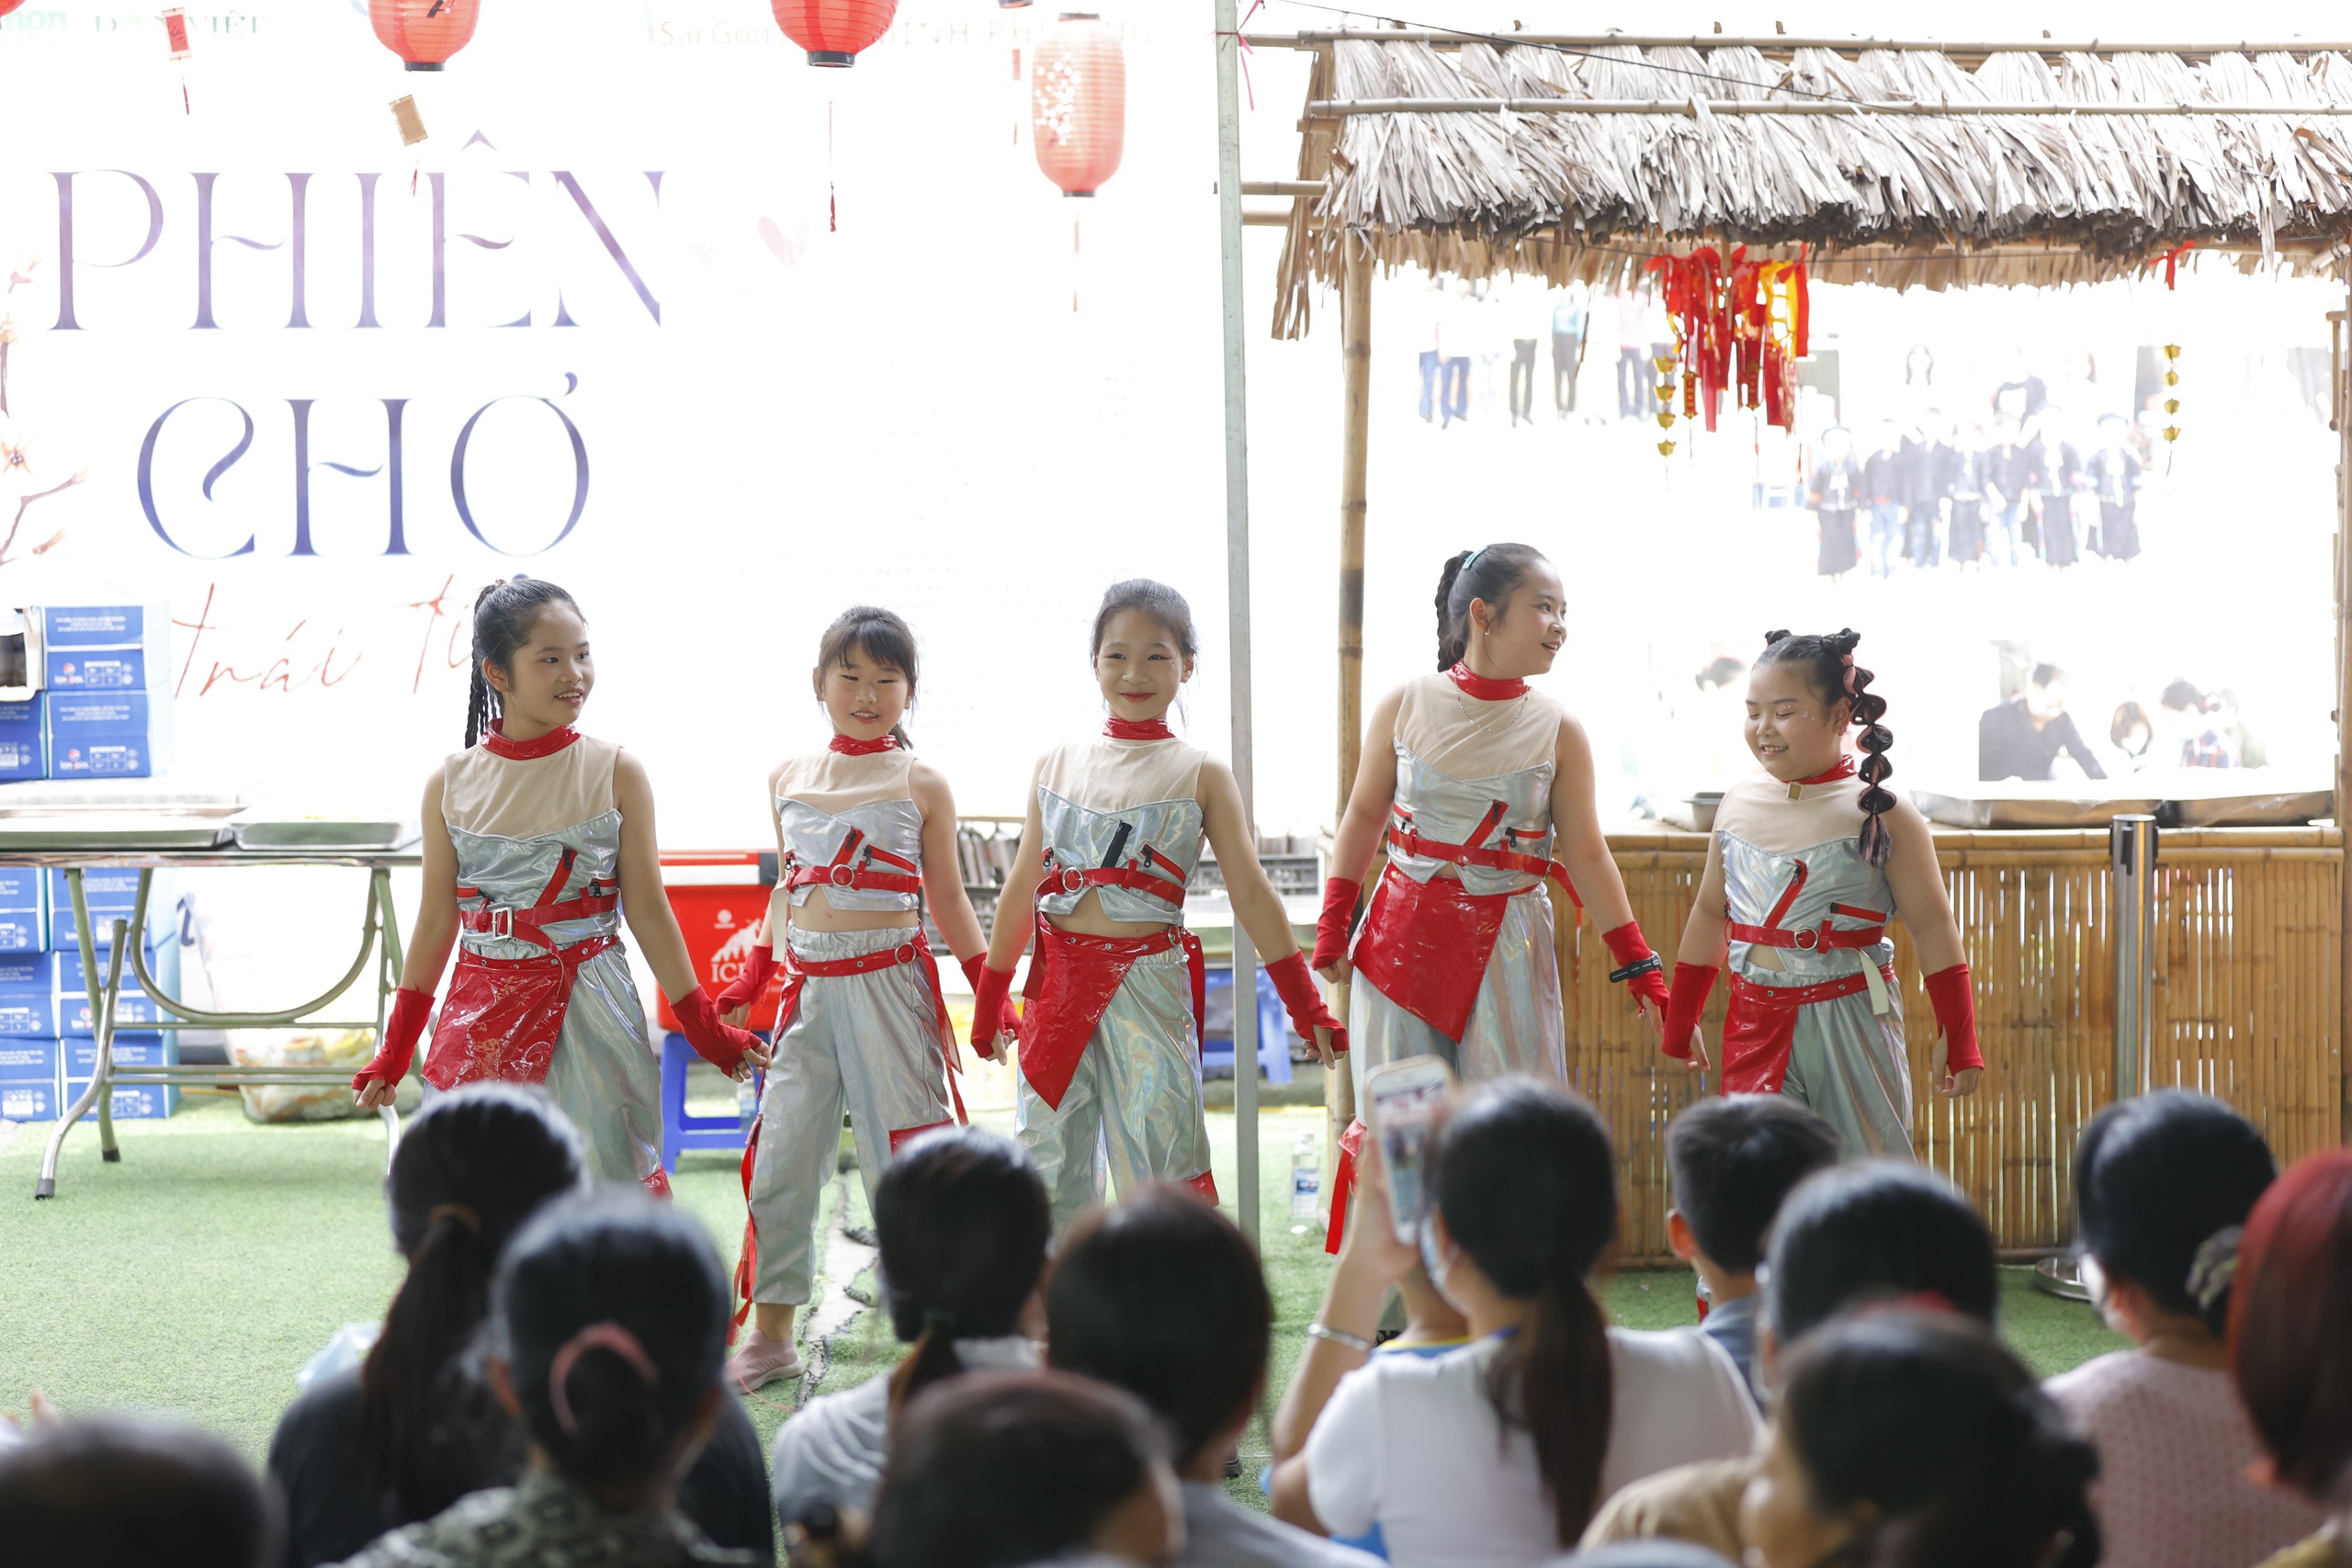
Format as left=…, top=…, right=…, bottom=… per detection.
left=2340, top=265, right=2352, bottom=1138
left=1306, top=96, right=2352, bottom=118
left=1327, top=239, right=1373, bottom=1168
left=1251, top=32, right=2352, bottom=64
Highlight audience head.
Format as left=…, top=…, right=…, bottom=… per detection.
left=1743, top=1310, right=2099, bottom=1568
left=1565, top=1546, right=1740, bottom=1568
left=492, top=1190, right=729, bottom=1492
left=1764, top=1161, right=1998, bottom=1348
left=363, top=1084, right=585, bottom=1516
left=2074, top=1089, right=2275, bottom=1340
left=870, top=1370, right=1180, bottom=1568
left=1428, top=1077, right=1619, bottom=1543
left=876, top=1126, right=1053, bottom=1415
left=0, top=1415, right=282, bottom=1568
left=1047, top=1186, right=1269, bottom=1475
left=2229, top=1148, right=2352, bottom=1504
left=1666, top=1095, right=1841, bottom=1279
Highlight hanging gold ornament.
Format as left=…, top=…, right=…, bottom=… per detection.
left=2162, top=344, right=2182, bottom=439
left=2164, top=344, right=2180, bottom=358
left=1653, top=353, right=1676, bottom=374
left=1657, top=438, right=1677, bottom=457
left=2165, top=398, right=2180, bottom=415
left=1656, top=410, right=1677, bottom=430
left=2164, top=426, right=2181, bottom=442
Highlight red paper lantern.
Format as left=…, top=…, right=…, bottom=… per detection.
left=1033, top=13, right=1124, bottom=197
left=368, top=0, right=481, bottom=72
left=770, top=0, right=897, bottom=68
left=0, top=1, right=28, bottom=18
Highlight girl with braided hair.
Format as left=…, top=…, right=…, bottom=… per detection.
left=1660, top=629, right=1979, bottom=1158
left=1313, top=544, right=1670, bottom=1248
left=350, top=579, right=770, bottom=1192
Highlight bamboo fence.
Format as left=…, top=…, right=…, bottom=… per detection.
left=1566, top=825, right=2344, bottom=1261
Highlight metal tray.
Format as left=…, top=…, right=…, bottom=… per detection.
left=232, top=819, right=416, bottom=850
left=0, top=818, right=232, bottom=851
left=1912, top=792, right=2161, bottom=829
left=1913, top=782, right=2333, bottom=830
left=0, top=782, right=247, bottom=818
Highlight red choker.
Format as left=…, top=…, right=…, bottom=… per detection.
left=482, top=722, right=581, bottom=761
left=829, top=733, right=899, bottom=756
left=1447, top=662, right=1529, bottom=701
left=1103, top=717, right=1175, bottom=742
left=1797, top=756, right=1858, bottom=785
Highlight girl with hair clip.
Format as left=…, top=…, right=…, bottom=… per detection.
left=1272, top=1079, right=1758, bottom=1560
left=773, top=1124, right=1052, bottom=1531
left=2049, top=1089, right=2324, bottom=1568
left=350, top=580, right=769, bottom=1194
left=969, top=579, right=1343, bottom=1227
left=1660, top=629, right=1981, bottom=1159
left=333, top=1190, right=759, bottom=1567
left=710, top=606, right=992, bottom=1394
left=267, top=1086, right=773, bottom=1566
left=1315, top=544, right=1670, bottom=1249
left=2231, top=1148, right=2352, bottom=1568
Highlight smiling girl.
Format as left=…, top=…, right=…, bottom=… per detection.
left=351, top=579, right=769, bottom=1193
left=1662, top=628, right=1981, bottom=1158
left=1313, top=545, right=1669, bottom=1246
left=971, top=579, right=1342, bottom=1227
left=713, top=606, right=991, bottom=1393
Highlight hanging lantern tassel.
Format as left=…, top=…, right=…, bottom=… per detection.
left=2162, top=343, right=2181, bottom=442
left=163, top=7, right=192, bottom=114
left=390, top=95, right=428, bottom=195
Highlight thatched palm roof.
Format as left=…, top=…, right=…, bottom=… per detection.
left=1270, top=36, right=2352, bottom=335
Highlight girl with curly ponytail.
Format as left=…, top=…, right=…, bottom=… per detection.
left=1314, top=544, right=1672, bottom=1252
left=1659, top=629, right=1979, bottom=1161
left=348, top=578, right=771, bottom=1192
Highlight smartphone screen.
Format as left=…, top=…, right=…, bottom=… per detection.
left=1363, top=1057, right=1456, bottom=1247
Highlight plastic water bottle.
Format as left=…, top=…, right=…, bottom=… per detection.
left=1289, top=1132, right=1320, bottom=1220
left=738, top=1069, right=761, bottom=1133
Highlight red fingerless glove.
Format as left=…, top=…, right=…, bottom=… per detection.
left=1311, top=877, right=1361, bottom=972
left=1600, top=920, right=1673, bottom=1013
left=353, top=986, right=435, bottom=1093
left=1266, top=951, right=1348, bottom=1056
left=964, top=949, right=1021, bottom=1048
left=1661, top=963, right=1718, bottom=1062
left=713, top=942, right=777, bottom=1018
left=969, top=964, right=1017, bottom=1060
left=672, top=986, right=755, bottom=1076
left=1924, top=964, right=1984, bottom=1075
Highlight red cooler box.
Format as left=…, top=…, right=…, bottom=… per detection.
left=655, top=852, right=786, bottom=1033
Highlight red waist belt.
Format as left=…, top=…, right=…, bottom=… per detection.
left=1726, top=919, right=1886, bottom=952
left=423, top=933, right=619, bottom=1090
left=782, top=828, right=922, bottom=899
left=1017, top=916, right=1204, bottom=1111
left=1383, top=821, right=1581, bottom=908
left=1037, top=849, right=1190, bottom=913
left=1721, top=966, right=1894, bottom=1095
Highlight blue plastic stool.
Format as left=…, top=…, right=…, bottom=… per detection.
left=659, top=1032, right=751, bottom=1173
left=1200, top=966, right=1295, bottom=1084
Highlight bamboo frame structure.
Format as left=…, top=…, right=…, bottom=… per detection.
left=1575, top=829, right=2345, bottom=1261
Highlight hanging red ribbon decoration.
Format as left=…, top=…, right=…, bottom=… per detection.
left=163, top=6, right=191, bottom=114
left=2144, top=239, right=2195, bottom=290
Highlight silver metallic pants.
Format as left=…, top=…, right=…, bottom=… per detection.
left=1014, top=942, right=1212, bottom=1231
left=1773, top=984, right=1915, bottom=1159
left=1349, top=888, right=1566, bottom=1091
left=749, top=926, right=956, bottom=1305
left=544, top=944, right=666, bottom=1190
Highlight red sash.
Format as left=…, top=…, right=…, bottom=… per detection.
left=729, top=930, right=967, bottom=1337
left=1722, top=967, right=1893, bottom=1095
left=1349, top=864, right=1520, bottom=1043
left=1017, top=918, right=1204, bottom=1111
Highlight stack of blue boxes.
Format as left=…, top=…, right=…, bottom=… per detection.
left=39, top=605, right=173, bottom=779
left=0, top=869, right=176, bottom=1122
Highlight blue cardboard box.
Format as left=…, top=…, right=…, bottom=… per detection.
left=40, top=605, right=159, bottom=649
left=0, top=952, right=56, bottom=1034
left=0, top=1078, right=62, bottom=1122
left=64, top=1079, right=177, bottom=1120
left=65, top=1035, right=172, bottom=1076
left=55, top=947, right=164, bottom=1032
left=45, top=692, right=169, bottom=778
left=0, top=1036, right=58, bottom=1077
left=0, top=695, right=43, bottom=781
left=47, top=869, right=169, bottom=950
left=44, top=647, right=155, bottom=692
left=0, top=866, right=44, bottom=951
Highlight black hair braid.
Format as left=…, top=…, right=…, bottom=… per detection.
left=463, top=582, right=500, bottom=749
left=1758, top=626, right=1894, bottom=867
left=1434, top=550, right=1476, bottom=671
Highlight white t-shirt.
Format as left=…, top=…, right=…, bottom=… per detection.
left=1304, top=1329, right=1759, bottom=1568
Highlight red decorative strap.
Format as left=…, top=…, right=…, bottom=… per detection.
left=1796, top=755, right=1857, bottom=785
left=481, top=721, right=581, bottom=761
left=1384, top=822, right=1581, bottom=909
left=828, top=733, right=898, bottom=756
left=1038, top=852, right=1188, bottom=910
left=783, top=827, right=923, bottom=898
left=1729, top=966, right=1891, bottom=1010
left=1102, top=716, right=1176, bottom=741
left=1446, top=662, right=1529, bottom=701
left=790, top=933, right=933, bottom=979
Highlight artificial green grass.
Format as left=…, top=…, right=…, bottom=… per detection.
left=0, top=1093, right=2124, bottom=1491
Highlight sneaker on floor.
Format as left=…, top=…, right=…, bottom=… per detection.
left=729, top=1330, right=803, bottom=1393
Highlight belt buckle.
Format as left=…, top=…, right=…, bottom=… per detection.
left=828, top=863, right=857, bottom=888
left=1055, top=867, right=1089, bottom=897
left=893, top=942, right=918, bottom=966
left=487, top=908, right=514, bottom=942
left=1794, top=928, right=1819, bottom=951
